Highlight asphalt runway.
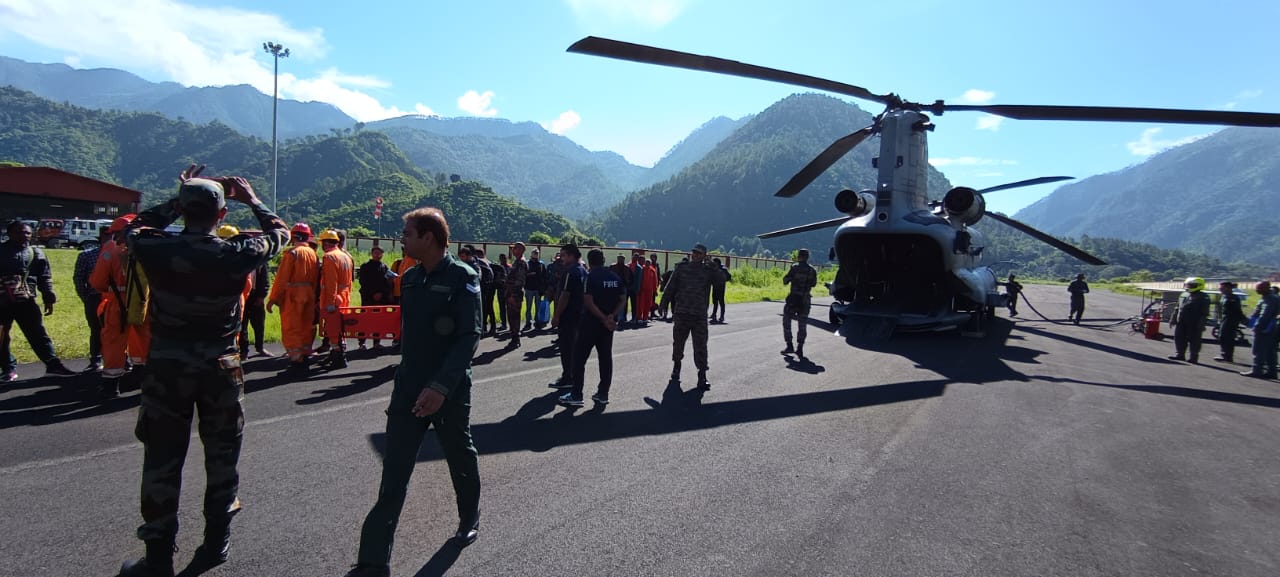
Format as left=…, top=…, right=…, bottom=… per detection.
left=1, top=284, right=1277, bottom=577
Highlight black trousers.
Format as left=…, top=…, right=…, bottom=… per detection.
left=1219, top=320, right=1240, bottom=359
left=711, top=290, right=726, bottom=321
left=481, top=286, right=496, bottom=330
left=1173, top=324, right=1203, bottom=359
left=239, top=296, right=266, bottom=354
left=0, top=299, right=58, bottom=370
left=558, top=321, right=579, bottom=382
left=571, top=321, right=615, bottom=399
left=82, top=294, right=103, bottom=362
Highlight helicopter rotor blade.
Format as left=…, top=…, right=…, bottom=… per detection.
left=568, top=37, right=893, bottom=105
left=757, top=216, right=852, bottom=239
left=942, top=104, right=1280, bottom=128
left=776, top=125, right=877, bottom=198
left=977, top=176, right=1074, bottom=195
left=984, top=211, right=1106, bottom=265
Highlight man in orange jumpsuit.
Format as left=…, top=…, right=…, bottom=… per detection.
left=91, top=214, right=151, bottom=398
left=267, top=223, right=319, bottom=373
left=216, top=225, right=255, bottom=360
left=638, top=258, right=658, bottom=322
left=317, top=229, right=354, bottom=369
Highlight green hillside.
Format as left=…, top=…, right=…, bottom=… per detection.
left=1015, top=127, right=1280, bottom=267
left=0, top=87, right=579, bottom=241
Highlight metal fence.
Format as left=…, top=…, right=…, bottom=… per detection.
left=344, top=238, right=793, bottom=271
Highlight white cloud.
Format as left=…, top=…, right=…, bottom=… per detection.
left=960, top=89, right=995, bottom=104
left=1224, top=88, right=1263, bottom=110
left=62, top=54, right=81, bottom=67
left=457, top=90, right=498, bottom=117
left=565, top=0, right=688, bottom=28
left=0, top=0, right=430, bottom=122
left=929, top=157, right=1017, bottom=167
left=542, top=110, right=581, bottom=135
left=414, top=104, right=438, bottom=117
left=975, top=115, right=1003, bottom=131
left=1125, top=127, right=1207, bottom=157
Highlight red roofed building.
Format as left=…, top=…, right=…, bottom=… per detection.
left=0, top=166, right=141, bottom=221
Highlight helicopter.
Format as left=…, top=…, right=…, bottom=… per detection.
left=567, top=37, right=1280, bottom=338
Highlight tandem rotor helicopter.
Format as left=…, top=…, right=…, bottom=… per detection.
left=567, top=37, right=1280, bottom=338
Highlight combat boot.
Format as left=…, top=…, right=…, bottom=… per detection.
left=192, top=498, right=241, bottom=568
left=796, top=343, right=805, bottom=358
left=118, top=538, right=175, bottom=577
left=325, top=349, right=348, bottom=370
left=781, top=342, right=794, bottom=355
left=670, top=361, right=681, bottom=382
left=453, top=510, right=480, bottom=546
left=696, top=370, right=710, bottom=391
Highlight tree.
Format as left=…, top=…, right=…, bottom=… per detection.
left=348, top=225, right=374, bottom=237
left=529, top=231, right=554, bottom=244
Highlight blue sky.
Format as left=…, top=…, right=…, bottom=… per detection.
left=1, top=0, right=1277, bottom=215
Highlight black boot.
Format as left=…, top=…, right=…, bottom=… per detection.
left=192, top=497, right=241, bottom=567
left=796, top=343, right=805, bottom=358
left=118, top=538, right=175, bottom=577
left=99, top=377, right=121, bottom=399
left=696, top=370, right=710, bottom=390
left=325, top=349, right=348, bottom=370
left=453, top=510, right=480, bottom=546
left=670, top=361, right=681, bottom=382
left=781, top=342, right=794, bottom=355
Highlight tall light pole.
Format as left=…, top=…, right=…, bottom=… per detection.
left=263, top=42, right=290, bottom=215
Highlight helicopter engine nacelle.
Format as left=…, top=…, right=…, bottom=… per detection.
left=835, top=189, right=875, bottom=218
left=942, top=186, right=985, bottom=226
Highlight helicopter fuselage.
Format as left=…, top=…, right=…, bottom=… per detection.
left=829, top=110, right=1003, bottom=331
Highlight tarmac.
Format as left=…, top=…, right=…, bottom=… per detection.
left=0, top=284, right=1277, bottom=577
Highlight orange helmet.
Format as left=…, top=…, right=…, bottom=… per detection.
left=108, top=214, right=137, bottom=234
left=291, top=223, right=312, bottom=238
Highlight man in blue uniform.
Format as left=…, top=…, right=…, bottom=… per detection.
left=549, top=244, right=586, bottom=392
left=1214, top=281, right=1245, bottom=363
left=1242, top=280, right=1279, bottom=378
left=344, top=207, right=481, bottom=577
left=116, top=166, right=287, bottom=577
left=561, top=249, right=625, bottom=407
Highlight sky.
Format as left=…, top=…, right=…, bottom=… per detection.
left=0, top=0, right=1277, bottom=215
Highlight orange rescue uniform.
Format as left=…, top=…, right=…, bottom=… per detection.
left=391, top=255, right=418, bottom=302
left=268, top=243, right=320, bottom=363
left=90, top=240, right=151, bottom=377
left=319, top=246, right=354, bottom=350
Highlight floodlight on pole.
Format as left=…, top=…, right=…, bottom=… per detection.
left=263, top=42, right=290, bottom=215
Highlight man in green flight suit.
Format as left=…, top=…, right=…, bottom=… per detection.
left=344, top=207, right=482, bottom=577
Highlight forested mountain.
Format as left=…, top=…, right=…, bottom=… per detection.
left=0, top=87, right=579, bottom=241
left=0, top=56, right=355, bottom=139
left=372, top=124, right=644, bottom=220
left=647, top=115, right=751, bottom=185
left=974, top=218, right=1269, bottom=282
left=588, top=93, right=952, bottom=255
left=0, top=54, right=738, bottom=219
left=1015, top=127, right=1280, bottom=267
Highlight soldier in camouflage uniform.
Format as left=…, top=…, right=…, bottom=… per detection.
left=116, top=166, right=287, bottom=577
left=659, top=243, right=717, bottom=390
left=781, top=248, right=819, bottom=359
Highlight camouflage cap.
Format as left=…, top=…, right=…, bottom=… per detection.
left=178, top=178, right=226, bottom=211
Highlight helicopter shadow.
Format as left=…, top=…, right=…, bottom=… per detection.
left=369, top=377, right=949, bottom=463
left=844, top=317, right=1034, bottom=384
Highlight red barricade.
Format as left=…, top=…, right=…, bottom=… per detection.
left=340, top=305, right=401, bottom=340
